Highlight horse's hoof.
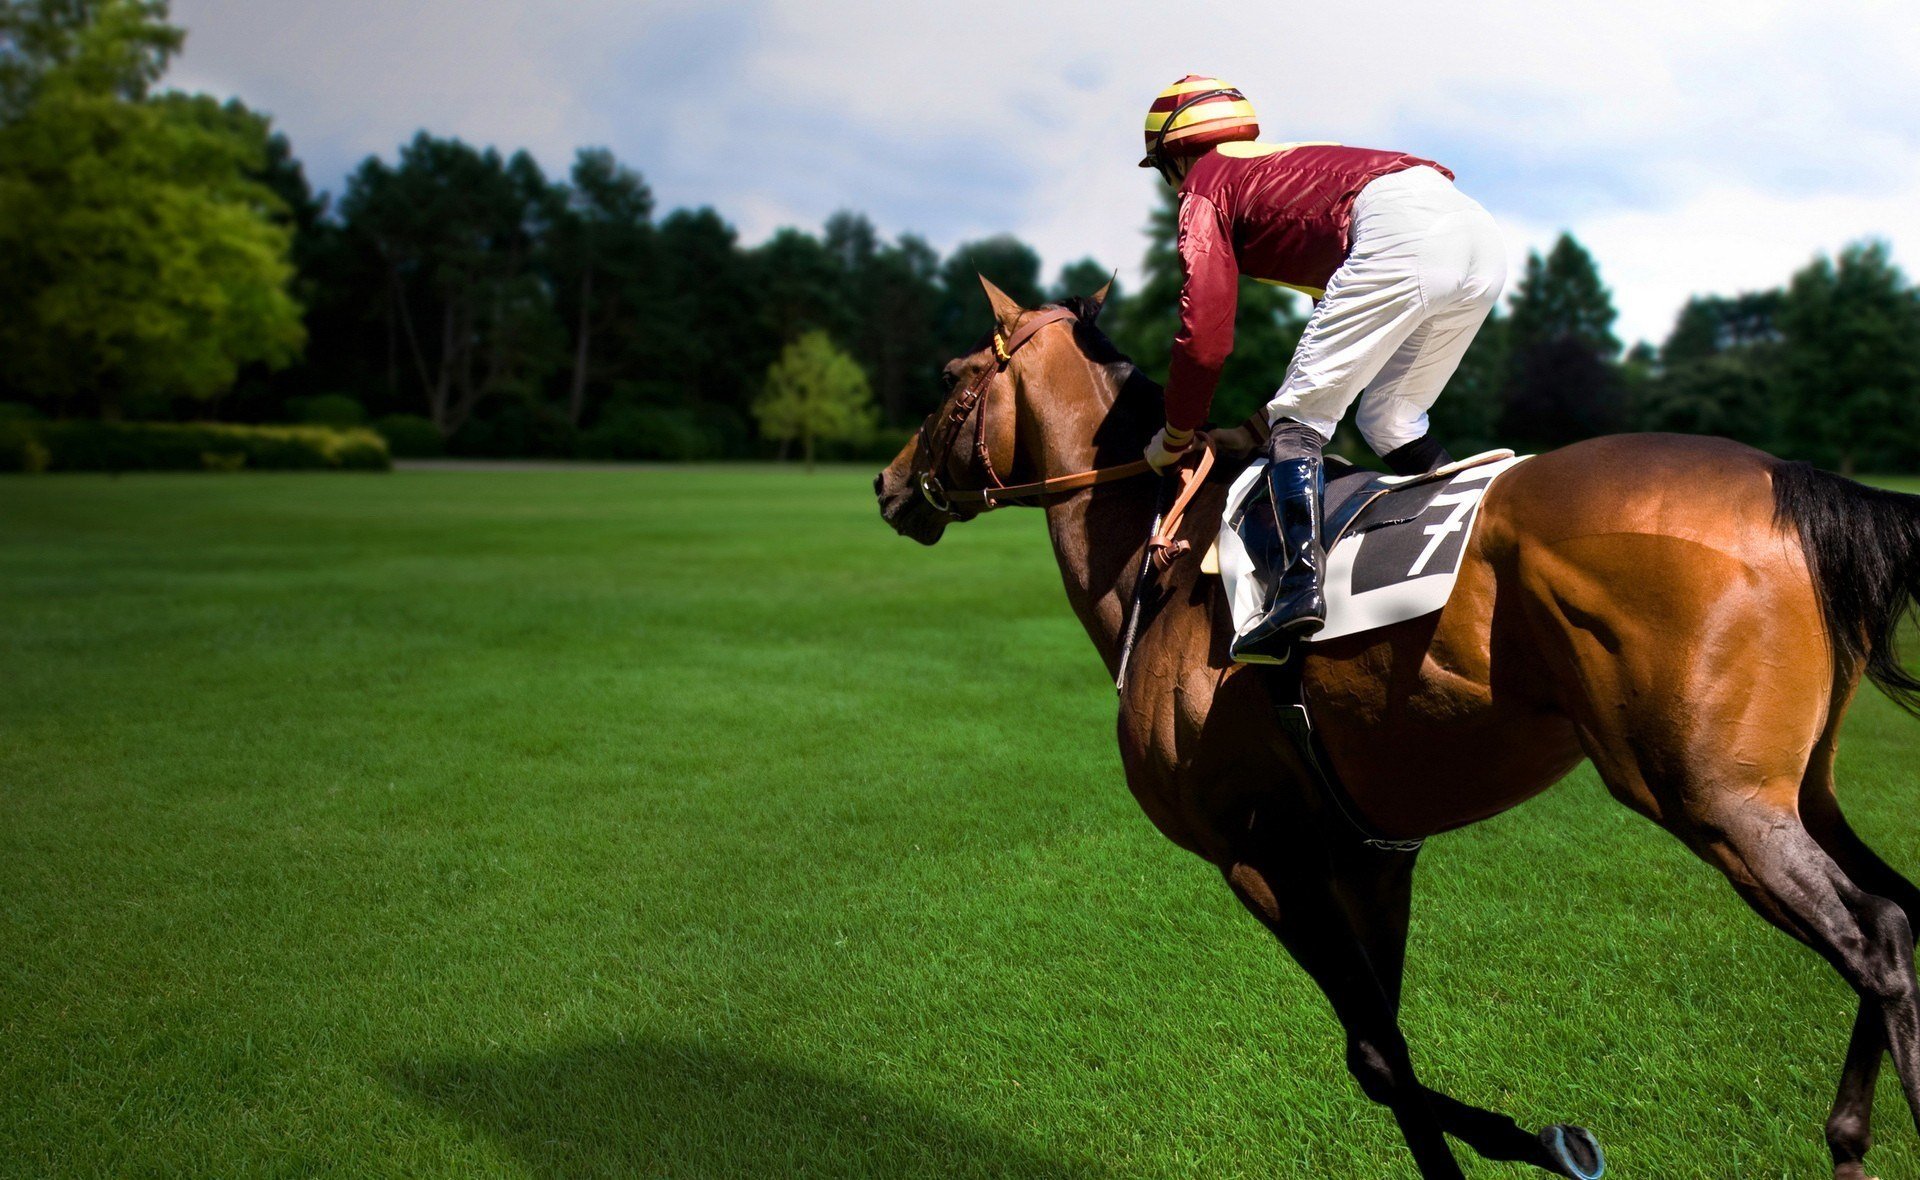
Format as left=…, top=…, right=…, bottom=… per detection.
left=1540, top=1124, right=1604, bottom=1179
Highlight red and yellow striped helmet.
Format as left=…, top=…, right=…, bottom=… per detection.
left=1140, top=75, right=1259, bottom=169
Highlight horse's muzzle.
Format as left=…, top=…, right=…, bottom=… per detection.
left=875, top=466, right=948, bottom=546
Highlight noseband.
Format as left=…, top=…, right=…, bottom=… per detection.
left=915, top=307, right=1155, bottom=515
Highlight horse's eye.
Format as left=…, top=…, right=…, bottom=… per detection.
left=941, top=367, right=960, bottom=392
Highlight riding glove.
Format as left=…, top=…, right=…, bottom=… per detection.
left=1145, top=425, right=1194, bottom=473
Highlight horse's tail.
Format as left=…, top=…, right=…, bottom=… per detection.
left=1773, top=460, right=1920, bottom=716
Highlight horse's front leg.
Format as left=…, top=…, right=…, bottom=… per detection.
left=1328, top=841, right=1604, bottom=1177
left=1223, top=850, right=1466, bottom=1179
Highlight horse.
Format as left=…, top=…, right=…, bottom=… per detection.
left=873, top=275, right=1920, bottom=1180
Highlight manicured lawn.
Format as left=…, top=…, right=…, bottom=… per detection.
left=4, top=465, right=1920, bottom=1178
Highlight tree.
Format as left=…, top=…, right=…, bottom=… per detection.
left=935, top=235, right=1044, bottom=359
left=634, top=206, right=763, bottom=431
left=0, top=0, right=179, bottom=123
left=334, top=133, right=565, bottom=438
left=1501, top=233, right=1624, bottom=447
left=547, top=147, right=652, bottom=427
left=1660, top=291, right=1782, bottom=366
left=862, top=235, right=944, bottom=426
left=751, top=226, right=855, bottom=353
left=1775, top=242, right=1920, bottom=474
left=753, top=331, right=876, bottom=470
left=0, top=0, right=304, bottom=416
left=1052, top=257, right=1115, bottom=304
left=1630, top=291, right=1786, bottom=449
left=817, top=213, right=945, bottom=428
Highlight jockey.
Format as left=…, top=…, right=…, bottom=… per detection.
left=1138, top=75, right=1506, bottom=662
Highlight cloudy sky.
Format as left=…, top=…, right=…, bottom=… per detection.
left=167, top=0, right=1920, bottom=346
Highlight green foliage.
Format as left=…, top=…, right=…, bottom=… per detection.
left=1051, top=257, right=1115, bottom=304
left=547, top=147, right=653, bottom=427
left=1633, top=352, right=1779, bottom=441
left=935, top=235, right=1045, bottom=360
left=579, top=403, right=728, bottom=462
left=286, top=392, right=366, bottom=428
left=0, top=417, right=50, bottom=471
left=0, top=0, right=180, bottom=121
left=836, top=222, right=944, bottom=426
left=1774, top=242, right=1920, bottom=474
left=374, top=413, right=444, bottom=459
left=446, top=387, right=577, bottom=459
left=1501, top=233, right=1625, bottom=448
left=334, top=134, right=565, bottom=438
left=1507, top=233, right=1621, bottom=359
left=753, top=331, right=876, bottom=469
left=0, top=1, right=303, bottom=415
left=7, top=420, right=388, bottom=471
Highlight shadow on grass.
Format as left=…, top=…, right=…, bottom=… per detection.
left=390, top=1033, right=1113, bottom=1179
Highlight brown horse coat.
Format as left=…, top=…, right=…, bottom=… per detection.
left=877, top=284, right=1920, bottom=1180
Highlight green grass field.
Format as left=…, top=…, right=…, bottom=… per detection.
left=5, top=465, right=1920, bottom=1178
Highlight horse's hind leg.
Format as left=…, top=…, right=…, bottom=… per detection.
left=1659, top=784, right=1920, bottom=1166
left=1800, top=721, right=1920, bottom=1180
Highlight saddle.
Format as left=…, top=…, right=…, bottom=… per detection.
left=1201, top=448, right=1518, bottom=577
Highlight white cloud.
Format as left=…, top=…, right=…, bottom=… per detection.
left=163, top=0, right=1920, bottom=347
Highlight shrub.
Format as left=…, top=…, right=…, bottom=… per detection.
left=579, top=404, right=725, bottom=461
left=287, top=394, right=369, bottom=429
left=374, top=414, right=445, bottom=458
left=0, top=420, right=51, bottom=473
left=448, top=394, right=577, bottom=459
left=4, top=422, right=390, bottom=473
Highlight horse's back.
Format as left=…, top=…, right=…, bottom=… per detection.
left=1486, top=433, right=1782, bottom=555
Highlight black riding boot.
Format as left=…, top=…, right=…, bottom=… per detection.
left=1229, top=424, right=1327, bottom=664
left=1381, top=434, right=1453, bottom=476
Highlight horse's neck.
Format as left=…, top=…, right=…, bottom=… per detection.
left=1028, top=360, right=1161, bottom=679
left=1043, top=486, right=1158, bottom=678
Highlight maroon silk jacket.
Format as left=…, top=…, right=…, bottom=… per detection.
left=1165, top=143, right=1451, bottom=430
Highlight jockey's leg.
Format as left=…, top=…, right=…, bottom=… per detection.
left=1355, top=199, right=1506, bottom=472
left=1229, top=421, right=1329, bottom=661
left=1232, top=222, right=1429, bottom=664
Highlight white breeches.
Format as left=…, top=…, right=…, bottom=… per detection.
left=1265, top=166, right=1506, bottom=455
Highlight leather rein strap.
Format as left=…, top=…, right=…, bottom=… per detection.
left=915, top=308, right=1215, bottom=568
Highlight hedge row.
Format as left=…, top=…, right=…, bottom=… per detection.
left=0, top=421, right=391, bottom=473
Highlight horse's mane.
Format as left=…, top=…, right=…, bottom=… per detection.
left=1050, top=298, right=1165, bottom=458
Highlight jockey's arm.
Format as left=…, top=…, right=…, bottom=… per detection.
left=1148, top=193, right=1239, bottom=471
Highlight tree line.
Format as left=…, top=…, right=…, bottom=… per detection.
left=5, top=0, right=1920, bottom=472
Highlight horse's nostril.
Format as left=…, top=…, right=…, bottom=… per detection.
left=872, top=472, right=885, bottom=498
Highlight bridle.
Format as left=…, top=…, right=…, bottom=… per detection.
left=914, top=307, right=1155, bottom=516
left=912, top=306, right=1216, bottom=571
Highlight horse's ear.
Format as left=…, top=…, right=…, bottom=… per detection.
left=977, top=272, right=1024, bottom=337
left=1089, top=272, right=1117, bottom=320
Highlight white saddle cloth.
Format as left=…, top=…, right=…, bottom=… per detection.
left=1213, top=451, right=1529, bottom=644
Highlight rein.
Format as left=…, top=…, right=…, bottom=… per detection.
left=914, top=308, right=1214, bottom=569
